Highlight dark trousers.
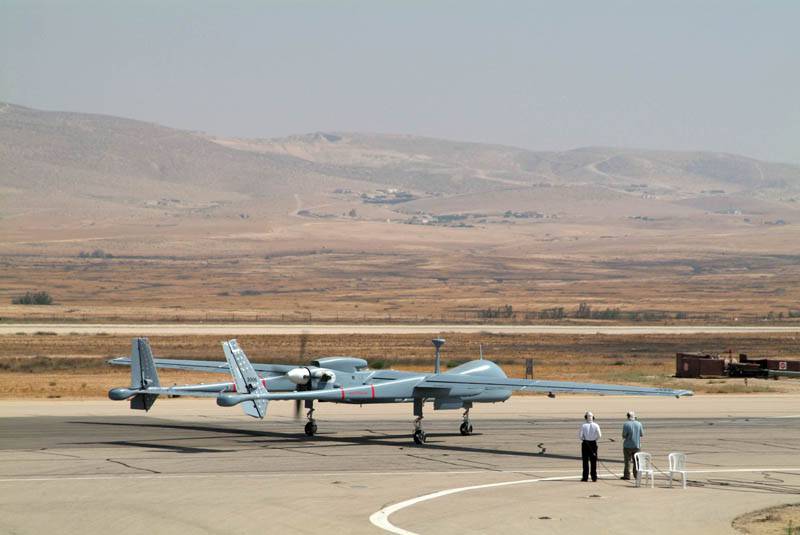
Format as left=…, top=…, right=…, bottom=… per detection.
left=623, top=447, right=640, bottom=479
left=581, top=440, right=598, bottom=481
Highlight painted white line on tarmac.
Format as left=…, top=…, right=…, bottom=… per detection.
left=685, top=468, right=800, bottom=473
left=368, top=467, right=800, bottom=535
left=369, top=474, right=584, bottom=535
left=0, top=468, right=587, bottom=483
left=2, top=466, right=799, bottom=485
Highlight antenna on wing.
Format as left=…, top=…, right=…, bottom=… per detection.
left=479, top=343, right=484, bottom=360
left=432, top=338, right=445, bottom=374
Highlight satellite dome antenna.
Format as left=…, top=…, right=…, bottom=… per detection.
left=432, top=338, right=445, bottom=374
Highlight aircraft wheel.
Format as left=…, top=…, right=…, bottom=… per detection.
left=304, top=422, right=317, bottom=436
left=413, top=430, right=426, bottom=445
left=460, top=422, right=473, bottom=436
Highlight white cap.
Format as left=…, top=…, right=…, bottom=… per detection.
left=627, top=411, right=636, bottom=420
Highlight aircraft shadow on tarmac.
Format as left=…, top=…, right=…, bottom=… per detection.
left=68, top=420, right=614, bottom=464
left=103, top=441, right=234, bottom=454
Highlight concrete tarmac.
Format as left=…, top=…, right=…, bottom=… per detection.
left=3, top=322, right=800, bottom=335
left=1, top=396, right=799, bottom=534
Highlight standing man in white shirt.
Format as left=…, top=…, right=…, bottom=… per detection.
left=579, top=411, right=602, bottom=482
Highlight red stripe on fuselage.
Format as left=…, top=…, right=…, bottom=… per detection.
left=341, top=387, right=345, bottom=400
left=371, top=384, right=375, bottom=399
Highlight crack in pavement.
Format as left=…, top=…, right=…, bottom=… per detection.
left=405, top=453, right=496, bottom=471
left=35, top=448, right=82, bottom=459
left=106, top=459, right=161, bottom=474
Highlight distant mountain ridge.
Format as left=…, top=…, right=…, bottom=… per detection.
left=219, top=130, right=800, bottom=194
left=1, top=101, right=799, bottom=226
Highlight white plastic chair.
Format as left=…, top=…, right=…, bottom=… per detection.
left=668, top=452, right=688, bottom=489
left=634, top=452, right=654, bottom=488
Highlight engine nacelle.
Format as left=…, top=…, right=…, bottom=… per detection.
left=315, top=369, right=336, bottom=384
left=287, top=367, right=311, bottom=385
left=286, top=367, right=336, bottom=386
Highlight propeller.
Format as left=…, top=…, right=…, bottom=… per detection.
left=294, top=332, right=309, bottom=420
left=287, top=333, right=335, bottom=420
left=298, top=332, right=308, bottom=361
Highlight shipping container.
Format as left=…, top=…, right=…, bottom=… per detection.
left=675, top=353, right=726, bottom=378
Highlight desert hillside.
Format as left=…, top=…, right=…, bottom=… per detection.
left=1, top=102, right=799, bottom=321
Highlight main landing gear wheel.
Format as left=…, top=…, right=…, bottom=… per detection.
left=412, top=412, right=426, bottom=445
left=460, top=407, right=473, bottom=435
left=304, top=406, right=317, bottom=436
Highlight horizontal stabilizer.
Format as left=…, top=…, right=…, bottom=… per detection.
left=108, top=356, right=296, bottom=375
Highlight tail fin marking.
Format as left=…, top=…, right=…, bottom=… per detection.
left=222, top=339, right=268, bottom=418
left=129, top=337, right=160, bottom=411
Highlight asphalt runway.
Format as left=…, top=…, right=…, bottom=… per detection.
left=3, top=322, right=800, bottom=335
left=1, top=397, right=800, bottom=534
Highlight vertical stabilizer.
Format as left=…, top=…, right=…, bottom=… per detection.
left=222, top=339, right=268, bottom=418
left=129, top=337, right=160, bottom=411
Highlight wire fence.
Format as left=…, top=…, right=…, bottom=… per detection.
left=2, top=309, right=799, bottom=325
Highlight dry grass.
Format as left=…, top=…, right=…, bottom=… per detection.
left=2, top=248, right=800, bottom=324
left=734, top=503, right=800, bottom=535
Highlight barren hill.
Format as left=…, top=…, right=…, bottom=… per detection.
left=1, top=102, right=800, bottom=321
left=221, top=132, right=800, bottom=195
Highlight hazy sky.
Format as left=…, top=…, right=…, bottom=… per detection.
left=2, top=0, right=798, bottom=163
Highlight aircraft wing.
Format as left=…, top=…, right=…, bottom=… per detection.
left=109, top=357, right=296, bottom=374
left=418, top=375, right=693, bottom=397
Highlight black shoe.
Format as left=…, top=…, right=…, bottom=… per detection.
left=620, top=476, right=630, bottom=480
left=581, top=478, right=588, bottom=482
left=592, top=479, right=597, bottom=482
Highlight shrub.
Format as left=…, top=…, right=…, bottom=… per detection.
left=538, top=307, right=565, bottom=320
left=592, top=307, right=621, bottom=320
left=78, top=249, right=113, bottom=259
left=12, top=291, right=53, bottom=305
left=239, top=290, right=262, bottom=296
left=479, top=305, right=513, bottom=319
left=575, top=302, right=592, bottom=319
